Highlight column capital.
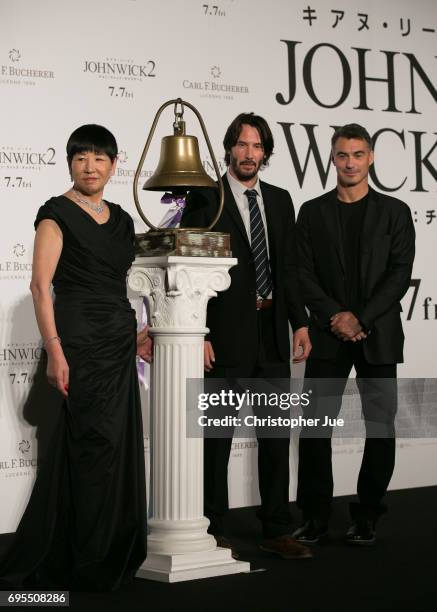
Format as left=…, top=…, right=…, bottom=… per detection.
left=128, top=256, right=237, bottom=329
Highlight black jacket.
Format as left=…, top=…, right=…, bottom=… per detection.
left=296, top=186, right=415, bottom=364
left=181, top=174, right=308, bottom=367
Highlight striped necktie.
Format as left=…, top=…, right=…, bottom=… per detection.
left=245, top=189, right=272, bottom=298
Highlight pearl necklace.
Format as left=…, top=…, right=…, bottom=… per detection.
left=73, top=189, right=105, bottom=214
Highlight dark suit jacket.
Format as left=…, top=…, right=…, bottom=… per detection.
left=181, top=174, right=308, bottom=367
left=296, top=186, right=415, bottom=365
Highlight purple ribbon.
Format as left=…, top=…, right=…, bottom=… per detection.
left=158, top=193, right=187, bottom=228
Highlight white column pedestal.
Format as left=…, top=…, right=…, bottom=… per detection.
left=128, top=256, right=250, bottom=583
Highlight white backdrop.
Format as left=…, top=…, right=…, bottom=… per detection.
left=0, top=0, right=436, bottom=533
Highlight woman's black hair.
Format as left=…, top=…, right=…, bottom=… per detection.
left=66, top=124, right=118, bottom=167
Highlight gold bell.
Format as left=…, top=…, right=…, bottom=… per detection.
left=133, top=98, right=225, bottom=232
left=143, top=120, right=216, bottom=191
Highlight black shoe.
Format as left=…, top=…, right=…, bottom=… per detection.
left=260, top=535, right=313, bottom=559
left=292, top=520, right=328, bottom=544
left=346, top=518, right=376, bottom=546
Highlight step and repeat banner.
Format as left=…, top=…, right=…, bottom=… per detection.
left=0, top=0, right=436, bottom=532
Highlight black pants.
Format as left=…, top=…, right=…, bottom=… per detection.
left=205, top=308, right=291, bottom=539
left=297, top=343, right=397, bottom=522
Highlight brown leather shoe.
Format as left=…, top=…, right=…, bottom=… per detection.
left=214, top=535, right=239, bottom=559
left=260, top=534, right=313, bottom=559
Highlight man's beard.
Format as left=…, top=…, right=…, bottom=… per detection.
left=230, top=158, right=261, bottom=182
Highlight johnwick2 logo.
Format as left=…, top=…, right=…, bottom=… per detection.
left=83, top=59, right=156, bottom=78
left=0, top=147, right=56, bottom=167
left=275, top=41, right=437, bottom=192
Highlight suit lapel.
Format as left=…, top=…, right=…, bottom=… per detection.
left=260, top=181, right=278, bottom=263
left=223, top=176, right=281, bottom=262
left=223, top=174, right=251, bottom=249
left=320, top=189, right=346, bottom=273
left=360, top=187, right=380, bottom=286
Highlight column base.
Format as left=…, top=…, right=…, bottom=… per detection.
left=136, top=548, right=251, bottom=583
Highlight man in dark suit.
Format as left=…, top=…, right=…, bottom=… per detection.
left=182, top=112, right=312, bottom=559
left=293, top=123, right=415, bottom=545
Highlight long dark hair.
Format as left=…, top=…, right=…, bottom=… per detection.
left=223, top=112, right=274, bottom=166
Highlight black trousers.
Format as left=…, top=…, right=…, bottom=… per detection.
left=297, top=343, right=397, bottom=522
left=205, top=308, right=291, bottom=538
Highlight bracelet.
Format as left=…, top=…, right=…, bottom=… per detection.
left=44, top=335, right=61, bottom=348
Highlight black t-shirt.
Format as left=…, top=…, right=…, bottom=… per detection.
left=337, top=194, right=368, bottom=313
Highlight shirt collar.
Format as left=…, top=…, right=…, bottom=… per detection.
left=226, top=169, right=261, bottom=200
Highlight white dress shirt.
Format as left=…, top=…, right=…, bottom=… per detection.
left=226, top=170, right=272, bottom=298
left=226, top=170, right=270, bottom=255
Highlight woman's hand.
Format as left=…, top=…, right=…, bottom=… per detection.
left=204, top=340, right=215, bottom=372
left=46, top=346, right=69, bottom=397
left=137, top=326, right=153, bottom=363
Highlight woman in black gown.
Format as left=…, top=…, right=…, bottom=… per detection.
left=0, top=125, right=149, bottom=591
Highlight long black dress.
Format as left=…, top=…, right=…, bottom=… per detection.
left=0, top=196, right=147, bottom=591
